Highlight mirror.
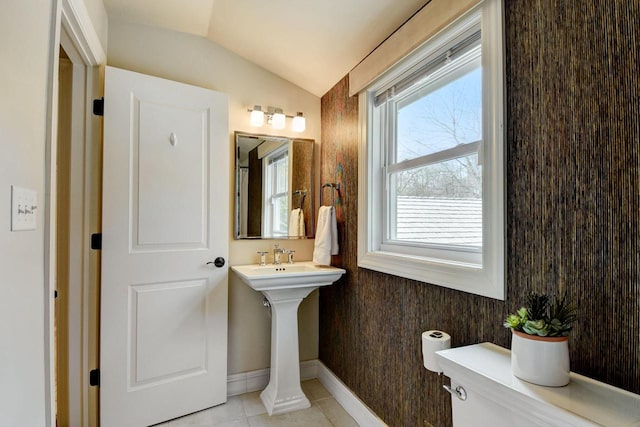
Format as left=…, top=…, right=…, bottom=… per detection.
left=234, top=131, right=314, bottom=239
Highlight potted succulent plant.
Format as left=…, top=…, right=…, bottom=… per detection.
left=504, top=292, right=577, bottom=386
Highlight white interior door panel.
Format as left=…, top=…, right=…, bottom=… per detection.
left=101, top=66, right=229, bottom=427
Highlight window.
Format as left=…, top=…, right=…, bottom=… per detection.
left=358, top=1, right=505, bottom=299
left=263, top=146, right=289, bottom=237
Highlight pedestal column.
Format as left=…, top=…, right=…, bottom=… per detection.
left=259, top=287, right=315, bottom=415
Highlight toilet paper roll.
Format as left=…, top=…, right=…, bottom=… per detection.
left=422, top=330, right=451, bottom=373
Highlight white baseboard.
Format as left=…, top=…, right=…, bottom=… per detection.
left=316, top=360, right=387, bottom=427
left=227, top=360, right=386, bottom=426
left=300, top=359, right=319, bottom=380
left=227, top=360, right=319, bottom=397
left=227, top=367, right=269, bottom=397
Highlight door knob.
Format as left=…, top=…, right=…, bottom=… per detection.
left=207, top=257, right=226, bottom=268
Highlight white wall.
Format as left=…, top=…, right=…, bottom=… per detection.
left=107, top=19, right=322, bottom=374
left=0, top=1, right=55, bottom=425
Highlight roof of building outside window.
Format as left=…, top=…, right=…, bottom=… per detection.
left=396, top=196, right=482, bottom=246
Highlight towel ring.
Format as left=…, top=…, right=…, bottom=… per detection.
left=293, top=189, right=307, bottom=210
left=320, top=183, right=340, bottom=207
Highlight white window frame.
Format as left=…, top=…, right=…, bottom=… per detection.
left=262, top=145, right=290, bottom=237
left=357, top=0, right=505, bottom=300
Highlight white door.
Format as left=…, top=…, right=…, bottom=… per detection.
left=100, top=66, right=229, bottom=427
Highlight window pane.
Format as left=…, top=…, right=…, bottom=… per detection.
left=272, top=195, right=289, bottom=235
left=264, top=149, right=289, bottom=237
left=390, top=154, right=482, bottom=247
left=396, top=67, right=481, bottom=162
left=274, top=155, right=289, bottom=193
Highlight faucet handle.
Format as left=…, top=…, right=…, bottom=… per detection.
left=256, top=251, right=268, bottom=266
left=287, top=250, right=295, bottom=264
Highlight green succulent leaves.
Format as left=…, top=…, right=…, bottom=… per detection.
left=504, top=292, right=577, bottom=337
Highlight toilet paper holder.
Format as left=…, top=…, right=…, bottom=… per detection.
left=422, top=330, right=451, bottom=373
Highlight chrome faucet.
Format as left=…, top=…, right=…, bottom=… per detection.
left=287, top=250, right=295, bottom=264
left=273, top=244, right=284, bottom=265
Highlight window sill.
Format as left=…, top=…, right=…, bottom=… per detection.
left=358, top=249, right=504, bottom=299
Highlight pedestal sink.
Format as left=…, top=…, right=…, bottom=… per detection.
left=231, top=261, right=346, bottom=415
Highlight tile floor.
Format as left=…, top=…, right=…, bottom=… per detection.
left=156, top=379, right=360, bottom=427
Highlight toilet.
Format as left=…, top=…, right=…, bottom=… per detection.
left=435, top=343, right=640, bottom=427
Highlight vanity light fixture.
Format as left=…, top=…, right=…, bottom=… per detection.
left=250, top=105, right=264, bottom=127
left=247, top=105, right=306, bottom=133
left=292, top=112, right=306, bottom=132
left=271, top=108, right=286, bottom=130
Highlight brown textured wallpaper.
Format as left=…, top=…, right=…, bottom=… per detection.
left=247, top=147, right=262, bottom=237
left=319, top=1, right=640, bottom=426
left=291, top=139, right=314, bottom=236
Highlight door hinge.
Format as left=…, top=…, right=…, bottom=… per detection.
left=93, top=98, right=104, bottom=116
left=91, top=233, right=102, bottom=250
left=54, top=290, right=58, bottom=299
left=89, top=369, right=100, bottom=387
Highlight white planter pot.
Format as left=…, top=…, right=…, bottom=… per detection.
left=511, top=330, right=570, bottom=387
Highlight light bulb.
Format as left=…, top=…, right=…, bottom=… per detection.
left=272, top=108, right=286, bottom=130
left=250, top=106, right=264, bottom=127
left=292, top=112, right=306, bottom=132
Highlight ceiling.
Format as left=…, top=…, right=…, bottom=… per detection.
left=102, top=0, right=429, bottom=97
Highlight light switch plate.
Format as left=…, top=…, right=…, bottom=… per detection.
left=11, top=186, right=37, bottom=231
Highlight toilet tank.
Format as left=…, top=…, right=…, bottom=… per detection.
left=435, top=343, right=640, bottom=427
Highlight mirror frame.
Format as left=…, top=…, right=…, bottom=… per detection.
left=234, top=131, right=315, bottom=240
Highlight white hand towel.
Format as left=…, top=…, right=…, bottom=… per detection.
left=313, top=206, right=339, bottom=265
left=330, top=207, right=338, bottom=256
left=289, top=208, right=305, bottom=237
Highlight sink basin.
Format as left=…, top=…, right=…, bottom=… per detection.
left=232, top=261, right=345, bottom=291
left=231, top=261, right=345, bottom=416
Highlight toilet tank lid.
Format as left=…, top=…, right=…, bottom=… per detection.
left=436, top=343, right=640, bottom=427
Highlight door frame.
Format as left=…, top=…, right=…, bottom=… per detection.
left=44, top=1, right=105, bottom=425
